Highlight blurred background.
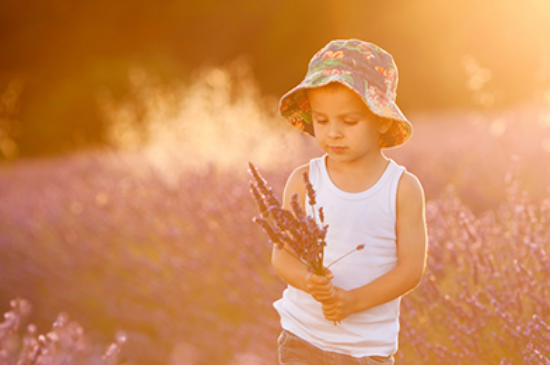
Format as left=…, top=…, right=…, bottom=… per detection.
left=2, top=0, right=550, bottom=159
left=1, top=1, right=550, bottom=364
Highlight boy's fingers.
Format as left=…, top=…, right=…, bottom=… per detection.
left=322, top=308, right=340, bottom=321
left=325, top=306, right=340, bottom=315
left=314, top=275, right=330, bottom=284
left=314, top=292, right=335, bottom=302
left=313, top=285, right=334, bottom=297
left=306, top=273, right=330, bottom=287
left=312, top=289, right=333, bottom=300
left=308, top=280, right=332, bottom=291
left=321, top=294, right=341, bottom=310
left=311, top=284, right=336, bottom=301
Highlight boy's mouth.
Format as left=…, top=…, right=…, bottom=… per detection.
left=329, top=146, right=347, bottom=153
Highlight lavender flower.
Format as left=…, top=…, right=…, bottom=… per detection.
left=253, top=217, right=283, bottom=249
left=248, top=162, right=281, bottom=209
left=249, top=182, right=269, bottom=218
left=319, top=207, right=325, bottom=223
left=249, top=162, right=328, bottom=275
left=303, top=171, right=316, bottom=206
left=290, top=193, right=306, bottom=222
left=0, top=298, right=125, bottom=364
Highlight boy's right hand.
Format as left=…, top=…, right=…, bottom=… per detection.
left=305, top=270, right=335, bottom=304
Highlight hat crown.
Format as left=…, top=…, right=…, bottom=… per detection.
left=307, top=39, right=399, bottom=101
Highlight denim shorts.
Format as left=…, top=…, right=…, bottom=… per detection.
left=277, top=330, right=394, bottom=365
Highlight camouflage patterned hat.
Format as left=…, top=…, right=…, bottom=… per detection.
left=279, top=39, right=412, bottom=149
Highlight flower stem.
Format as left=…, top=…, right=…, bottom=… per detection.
left=325, top=244, right=365, bottom=269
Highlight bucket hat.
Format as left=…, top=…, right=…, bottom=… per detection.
left=278, top=39, right=412, bottom=149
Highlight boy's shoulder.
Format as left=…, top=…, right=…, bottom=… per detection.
left=397, top=169, right=425, bottom=205
left=282, top=163, right=311, bottom=208
left=285, top=163, right=310, bottom=190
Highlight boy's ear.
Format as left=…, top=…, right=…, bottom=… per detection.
left=378, top=118, right=393, bottom=134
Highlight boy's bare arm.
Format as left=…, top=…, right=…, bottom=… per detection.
left=321, top=172, right=427, bottom=322
left=271, top=164, right=335, bottom=299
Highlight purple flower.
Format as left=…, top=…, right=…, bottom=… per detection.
left=248, top=162, right=327, bottom=275
left=253, top=217, right=283, bottom=249
left=302, top=171, right=316, bottom=206
left=249, top=182, right=268, bottom=218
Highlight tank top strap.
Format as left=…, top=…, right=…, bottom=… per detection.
left=308, top=155, right=325, bottom=186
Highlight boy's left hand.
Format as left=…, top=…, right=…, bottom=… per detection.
left=321, top=286, right=358, bottom=322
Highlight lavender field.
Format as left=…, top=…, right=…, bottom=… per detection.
left=1, top=68, right=550, bottom=364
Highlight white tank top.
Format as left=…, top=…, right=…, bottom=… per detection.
left=274, top=154, right=406, bottom=357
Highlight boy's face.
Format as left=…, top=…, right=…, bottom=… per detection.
left=307, top=84, right=391, bottom=164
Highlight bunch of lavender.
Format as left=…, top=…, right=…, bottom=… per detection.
left=249, top=162, right=363, bottom=276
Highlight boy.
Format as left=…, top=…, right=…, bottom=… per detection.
left=272, top=39, right=427, bottom=365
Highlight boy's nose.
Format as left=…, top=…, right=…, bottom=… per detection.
left=327, top=123, right=343, bottom=139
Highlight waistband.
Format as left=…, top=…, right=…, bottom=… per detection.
left=280, top=330, right=394, bottom=363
